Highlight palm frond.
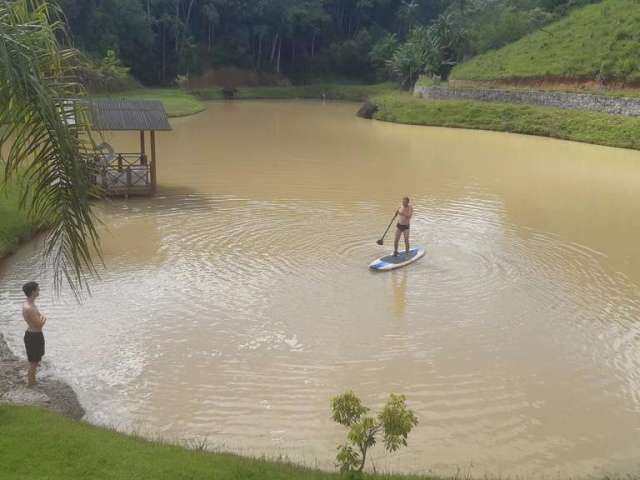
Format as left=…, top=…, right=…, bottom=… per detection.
left=0, top=0, right=102, bottom=295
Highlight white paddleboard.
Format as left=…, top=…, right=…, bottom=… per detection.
left=369, top=247, right=425, bottom=271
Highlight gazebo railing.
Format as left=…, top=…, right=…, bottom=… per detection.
left=94, top=153, right=151, bottom=194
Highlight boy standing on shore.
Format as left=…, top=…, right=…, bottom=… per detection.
left=22, top=281, right=46, bottom=386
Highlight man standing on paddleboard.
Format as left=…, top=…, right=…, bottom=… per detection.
left=394, top=197, right=413, bottom=256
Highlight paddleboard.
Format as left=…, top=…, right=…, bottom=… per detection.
left=369, top=247, right=425, bottom=271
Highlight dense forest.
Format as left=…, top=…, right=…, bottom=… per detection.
left=59, top=0, right=598, bottom=88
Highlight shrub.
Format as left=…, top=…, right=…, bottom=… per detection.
left=388, top=27, right=433, bottom=89
left=79, top=50, right=138, bottom=93
left=370, top=33, right=399, bottom=81
left=331, top=391, right=418, bottom=474
left=327, top=30, right=375, bottom=79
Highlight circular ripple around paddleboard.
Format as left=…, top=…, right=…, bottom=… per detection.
left=2, top=102, right=640, bottom=478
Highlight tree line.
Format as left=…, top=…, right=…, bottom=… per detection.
left=59, top=0, right=598, bottom=87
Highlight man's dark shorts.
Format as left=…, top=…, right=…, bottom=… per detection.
left=24, top=331, right=45, bottom=363
left=397, top=223, right=410, bottom=232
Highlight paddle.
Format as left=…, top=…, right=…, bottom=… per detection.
left=376, top=211, right=398, bottom=245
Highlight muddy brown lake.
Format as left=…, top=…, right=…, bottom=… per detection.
left=2, top=101, right=640, bottom=477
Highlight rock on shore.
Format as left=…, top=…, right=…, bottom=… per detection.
left=0, top=332, right=84, bottom=419
left=356, top=100, right=378, bottom=119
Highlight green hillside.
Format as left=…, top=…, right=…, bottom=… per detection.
left=451, top=0, right=640, bottom=83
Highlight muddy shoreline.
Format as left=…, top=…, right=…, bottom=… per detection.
left=0, top=332, right=84, bottom=419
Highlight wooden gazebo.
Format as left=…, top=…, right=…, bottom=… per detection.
left=89, top=99, right=172, bottom=197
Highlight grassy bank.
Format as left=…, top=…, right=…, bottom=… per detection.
left=0, top=170, right=44, bottom=260
left=100, top=84, right=395, bottom=118
left=451, top=0, right=640, bottom=84
left=372, top=92, right=640, bottom=150
left=0, top=405, right=436, bottom=480
left=191, top=83, right=395, bottom=102
left=96, top=88, right=206, bottom=117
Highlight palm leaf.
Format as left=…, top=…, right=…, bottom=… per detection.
left=0, top=0, right=102, bottom=295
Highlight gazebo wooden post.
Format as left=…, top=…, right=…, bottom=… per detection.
left=139, top=130, right=146, bottom=164
left=150, top=130, right=157, bottom=194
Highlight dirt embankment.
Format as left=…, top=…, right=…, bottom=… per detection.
left=0, top=332, right=84, bottom=419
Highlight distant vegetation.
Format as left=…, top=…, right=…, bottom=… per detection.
left=191, top=83, right=395, bottom=102
left=77, top=50, right=140, bottom=94
left=58, top=0, right=594, bottom=89
left=452, top=0, right=640, bottom=84
left=94, top=83, right=393, bottom=119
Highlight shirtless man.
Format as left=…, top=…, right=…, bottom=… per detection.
left=22, top=281, right=46, bottom=386
left=394, top=197, right=413, bottom=256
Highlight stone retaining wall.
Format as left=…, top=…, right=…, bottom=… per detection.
left=414, top=85, right=640, bottom=116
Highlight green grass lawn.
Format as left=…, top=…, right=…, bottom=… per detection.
left=98, top=88, right=206, bottom=117
left=0, top=169, right=44, bottom=260
left=451, top=0, right=640, bottom=83
left=373, top=92, right=640, bottom=150
left=0, top=405, right=438, bottom=480
left=191, top=83, right=396, bottom=102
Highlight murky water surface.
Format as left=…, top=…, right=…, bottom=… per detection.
left=2, top=101, right=640, bottom=477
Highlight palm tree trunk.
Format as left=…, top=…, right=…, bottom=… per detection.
left=358, top=445, right=367, bottom=472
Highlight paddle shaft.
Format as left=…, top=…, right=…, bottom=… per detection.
left=379, top=211, right=398, bottom=242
